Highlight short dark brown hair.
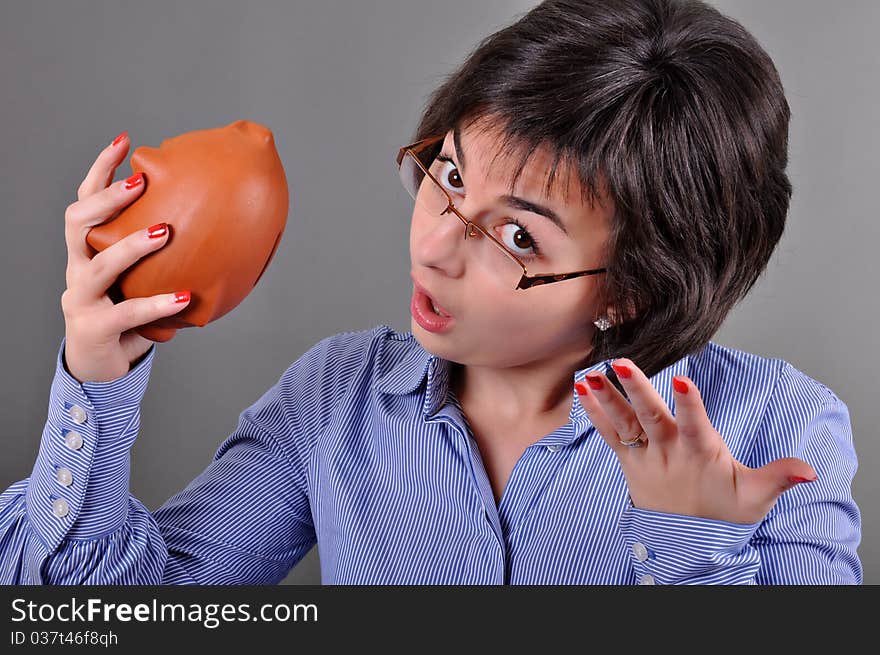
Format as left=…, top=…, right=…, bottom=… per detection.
left=410, top=0, right=792, bottom=379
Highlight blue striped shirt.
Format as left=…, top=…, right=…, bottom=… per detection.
left=0, top=324, right=862, bottom=584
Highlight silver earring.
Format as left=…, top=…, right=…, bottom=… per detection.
left=593, top=316, right=612, bottom=331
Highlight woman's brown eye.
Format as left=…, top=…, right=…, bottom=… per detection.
left=513, top=228, right=533, bottom=250
left=499, top=221, right=543, bottom=260
left=446, top=168, right=462, bottom=189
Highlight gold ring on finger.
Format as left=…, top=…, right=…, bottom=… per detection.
left=619, top=430, right=647, bottom=448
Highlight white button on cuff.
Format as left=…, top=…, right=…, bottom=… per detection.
left=52, top=498, right=70, bottom=518
left=69, top=405, right=87, bottom=424
left=55, top=467, right=73, bottom=487
left=546, top=444, right=562, bottom=452
left=632, top=542, right=649, bottom=562
left=639, top=574, right=655, bottom=585
left=65, top=431, right=83, bottom=451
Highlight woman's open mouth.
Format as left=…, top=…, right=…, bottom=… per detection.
left=411, top=287, right=455, bottom=332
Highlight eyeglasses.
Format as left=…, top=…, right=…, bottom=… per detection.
left=396, top=134, right=607, bottom=290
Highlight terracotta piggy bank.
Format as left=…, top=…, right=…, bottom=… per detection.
left=86, top=120, right=289, bottom=342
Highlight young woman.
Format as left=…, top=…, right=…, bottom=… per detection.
left=0, top=0, right=862, bottom=584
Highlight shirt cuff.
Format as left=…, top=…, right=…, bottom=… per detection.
left=26, top=337, right=157, bottom=553
left=618, top=501, right=763, bottom=585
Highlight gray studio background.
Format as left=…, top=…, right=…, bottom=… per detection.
left=1, top=0, right=877, bottom=584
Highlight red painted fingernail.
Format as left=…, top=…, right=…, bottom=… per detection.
left=575, top=382, right=589, bottom=396
left=147, top=222, right=168, bottom=239
left=789, top=475, right=817, bottom=485
left=173, top=290, right=191, bottom=304
left=586, top=374, right=603, bottom=390
left=124, top=172, right=144, bottom=189
left=111, top=131, right=128, bottom=147
left=673, top=377, right=689, bottom=394
left=611, top=362, right=632, bottom=379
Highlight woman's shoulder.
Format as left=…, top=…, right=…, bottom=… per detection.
left=697, top=340, right=844, bottom=408
left=275, top=323, right=422, bottom=395
left=293, top=322, right=418, bottom=364
left=241, top=324, right=417, bottom=443
left=692, top=342, right=851, bottom=467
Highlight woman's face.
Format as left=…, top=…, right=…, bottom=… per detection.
left=409, top=118, right=615, bottom=372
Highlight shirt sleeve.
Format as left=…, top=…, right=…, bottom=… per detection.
left=0, top=336, right=317, bottom=584
left=617, top=362, right=862, bottom=585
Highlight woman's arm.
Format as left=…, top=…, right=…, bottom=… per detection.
left=0, top=336, right=316, bottom=584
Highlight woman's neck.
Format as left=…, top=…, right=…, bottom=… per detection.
left=449, top=358, right=582, bottom=426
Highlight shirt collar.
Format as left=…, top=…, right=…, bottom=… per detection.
left=373, top=331, right=691, bottom=433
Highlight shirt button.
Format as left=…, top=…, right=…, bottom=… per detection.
left=55, top=467, right=73, bottom=487
left=639, top=574, right=655, bottom=585
left=69, top=405, right=88, bottom=424
left=632, top=542, right=649, bottom=562
left=52, top=498, right=70, bottom=518
left=546, top=444, right=562, bottom=452
left=65, top=430, right=83, bottom=451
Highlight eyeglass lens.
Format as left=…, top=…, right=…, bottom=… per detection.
left=399, top=149, right=526, bottom=289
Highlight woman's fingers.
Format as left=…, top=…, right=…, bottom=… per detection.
left=608, top=360, right=676, bottom=445
left=65, top=173, right=146, bottom=271
left=575, top=371, right=658, bottom=455
left=72, top=223, right=170, bottom=302
left=577, top=360, right=726, bottom=459
left=77, top=132, right=129, bottom=201
left=668, top=374, right=721, bottom=455
left=575, top=377, right=633, bottom=456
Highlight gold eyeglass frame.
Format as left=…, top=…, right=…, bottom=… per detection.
left=396, top=134, right=608, bottom=290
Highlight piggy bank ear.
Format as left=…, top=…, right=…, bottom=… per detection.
left=85, top=120, right=290, bottom=343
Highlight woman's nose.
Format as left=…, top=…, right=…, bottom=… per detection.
left=414, top=208, right=469, bottom=272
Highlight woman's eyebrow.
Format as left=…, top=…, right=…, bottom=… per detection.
left=453, top=124, right=569, bottom=236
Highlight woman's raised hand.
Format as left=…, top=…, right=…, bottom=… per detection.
left=575, top=360, right=817, bottom=525
left=61, top=132, right=191, bottom=384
